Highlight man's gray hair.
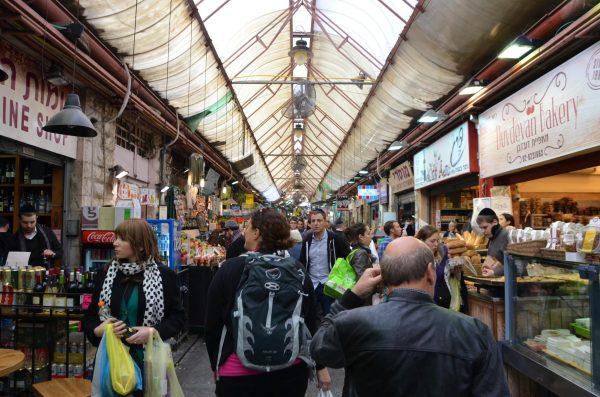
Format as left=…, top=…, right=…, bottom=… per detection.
left=380, top=245, right=435, bottom=285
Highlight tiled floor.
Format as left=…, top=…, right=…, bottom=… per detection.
left=173, top=335, right=344, bottom=396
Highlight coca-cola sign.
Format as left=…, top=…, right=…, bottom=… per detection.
left=82, top=231, right=116, bottom=245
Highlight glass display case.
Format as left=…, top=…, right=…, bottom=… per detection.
left=503, top=253, right=600, bottom=396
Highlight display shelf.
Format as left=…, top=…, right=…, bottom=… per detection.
left=440, top=208, right=473, bottom=211
left=20, top=184, right=52, bottom=188
left=0, top=184, right=14, bottom=188
left=509, top=253, right=589, bottom=269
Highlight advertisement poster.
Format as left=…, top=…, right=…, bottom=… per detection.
left=336, top=195, right=350, bottom=211
left=413, top=122, right=477, bottom=189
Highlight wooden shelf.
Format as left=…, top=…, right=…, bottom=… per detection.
left=20, top=184, right=52, bottom=188
left=440, top=208, right=473, bottom=211
left=0, top=184, right=15, bottom=188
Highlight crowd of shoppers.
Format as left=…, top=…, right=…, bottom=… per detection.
left=81, top=207, right=509, bottom=396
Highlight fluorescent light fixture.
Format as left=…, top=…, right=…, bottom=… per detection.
left=458, top=79, right=487, bottom=96
left=160, top=186, right=170, bottom=193
left=183, top=168, right=190, bottom=173
left=388, top=140, right=406, bottom=151
left=498, top=36, right=536, bottom=59
left=418, top=109, right=447, bottom=123
left=358, top=170, right=368, bottom=175
left=231, top=180, right=239, bottom=185
left=110, top=165, right=129, bottom=179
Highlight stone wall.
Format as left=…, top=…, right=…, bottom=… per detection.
left=65, top=88, right=118, bottom=267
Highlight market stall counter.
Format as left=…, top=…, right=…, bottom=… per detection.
left=502, top=252, right=600, bottom=397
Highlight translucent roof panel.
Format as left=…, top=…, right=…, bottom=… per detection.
left=78, top=0, right=561, bottom=201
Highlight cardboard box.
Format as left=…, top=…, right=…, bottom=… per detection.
left=98, top=207, right=115, bottom=230
left=141, top=205, right=157, bottom=220
left=114, top=207, right=132, bottom=228
left=81, top=206, right=99, bottom=230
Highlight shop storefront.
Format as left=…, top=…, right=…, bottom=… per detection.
left=478, top=41, right=600, bottom=396
left=413, top=121, right=479, bottom=232
left=0, top=41, right=74, bottom=265
left=389, top=160, right=415, bottom=222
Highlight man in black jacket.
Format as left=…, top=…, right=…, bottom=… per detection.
left=300, top=209, right=350, bottom=314
left=11, top=205, right=62, bottom=268
left=310, top=237, right=508, bottom=397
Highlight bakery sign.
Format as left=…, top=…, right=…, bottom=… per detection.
left=0, top=41, right=77, bottom=158
left=413, top=122, right=478, bottom=189
left=389, top=161, right=414, bottom=194
left=479, top=41, right=600, bottom=178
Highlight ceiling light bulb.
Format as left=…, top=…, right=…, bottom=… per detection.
left=498, top=36, right=536, bottom=59
left=200, top=178, right=206, bottom=188
left=418, top=110, right=447, bottom=123
left=231, top=180, right=239, bottom=185
left=222, top=185, right=227, bottom=194
left=161, top=186, right=170, bottom=193
left=359, top=170, right=369, bottom=175
left=388, top=140, right=405, bottom=151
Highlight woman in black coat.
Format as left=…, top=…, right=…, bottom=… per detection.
left=83, top=219, right=186, bottom=394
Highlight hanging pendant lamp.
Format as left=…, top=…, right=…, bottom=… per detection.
left=0, top=66, right=8, bottom=82
left=43, top=93, right=97, bottom=137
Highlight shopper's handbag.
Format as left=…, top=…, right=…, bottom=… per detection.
left=105, top=323, right=143, bottom=396
left=144, top=328, right=184, bottom=397
left=324, top=249, right=359, bottom=299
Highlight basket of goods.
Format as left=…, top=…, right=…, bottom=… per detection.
left=539, top=248, right=566, bottom=261
left=577, top=217, right=600, bottom=254
left=506, top=239, right=547, bottom=257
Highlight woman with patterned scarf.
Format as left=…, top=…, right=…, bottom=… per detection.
left=84, top=219, right=186, bottom=394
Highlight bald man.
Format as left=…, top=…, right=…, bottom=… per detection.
left=310, top=237, right=508, bottom=397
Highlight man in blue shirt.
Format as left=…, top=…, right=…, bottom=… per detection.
left=378, top=220, right=403, bottom=260
left=300, top=209, right=350, bottom=314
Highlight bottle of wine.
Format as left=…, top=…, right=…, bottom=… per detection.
left=42, top=270, right=55, bottom=311
left=0, top=164, right=5, bottom=184
left=66, top=271, right=76, bottom=308
left=23, top=166, right=30, bottom=184
left=55, top=272, right=67, bottom=308
left=8, top=191, right=14, bottom=212
left=0, top=190, right=4, bottom=212
left=77, top=272, right=86, bottom=307
left=32, top=270, right=45, bottom=309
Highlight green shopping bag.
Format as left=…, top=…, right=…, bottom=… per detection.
left=324, top=249, right=359, bottom=299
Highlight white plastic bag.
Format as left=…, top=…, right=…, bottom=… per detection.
left=144, top=329, right=184, bottom=397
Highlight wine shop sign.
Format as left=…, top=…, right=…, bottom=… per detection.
left=478, top=41, right=600, bottom=178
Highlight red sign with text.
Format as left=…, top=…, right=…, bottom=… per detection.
left=82, top=231, right=116, bottom=245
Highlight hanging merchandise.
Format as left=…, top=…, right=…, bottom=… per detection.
left=190, top=154, right=204, bottom=186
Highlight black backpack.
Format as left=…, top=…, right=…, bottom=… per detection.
left=219, top=252, right=314, bottom=372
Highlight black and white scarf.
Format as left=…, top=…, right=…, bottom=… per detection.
left=100, top=258, right=164, bottom=327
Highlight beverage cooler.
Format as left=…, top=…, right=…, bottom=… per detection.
left=81, top=230, right=115, bottom=272
left=147, top=219, right=181, bottom=270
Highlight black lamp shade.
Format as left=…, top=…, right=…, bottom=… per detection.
left=0, top=66, right=8, bottom=82
left=42, top=93, right=97, bottom=137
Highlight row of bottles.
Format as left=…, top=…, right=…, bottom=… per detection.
left=0, top=189, right=51, bottom=213
left=0, top=162, right=16, bottom=184
left=0, top=267, right=96, bottom=310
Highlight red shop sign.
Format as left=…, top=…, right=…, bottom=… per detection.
left=82, top=230, right=116, bottom=245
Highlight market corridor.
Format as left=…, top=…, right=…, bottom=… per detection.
left=173, top=336, right=344, bottom=396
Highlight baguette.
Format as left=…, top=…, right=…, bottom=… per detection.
left=448, top=246, right=467, bottom=255
left=471, top=255, right=481, bottom=265
left=446, top=239, right=466, bottom=249
left=461, top=249, right=477, bottom=257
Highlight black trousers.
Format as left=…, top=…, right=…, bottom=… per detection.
left=215, top=363, right=309, bottom=397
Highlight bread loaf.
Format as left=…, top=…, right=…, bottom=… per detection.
left=471, top=255, right=481, bottom=265
left=448, top=246, right=467, bottom=255
left=461, top=249, right=477, bottom=257
left=446, top=239, right=466, bottom=249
